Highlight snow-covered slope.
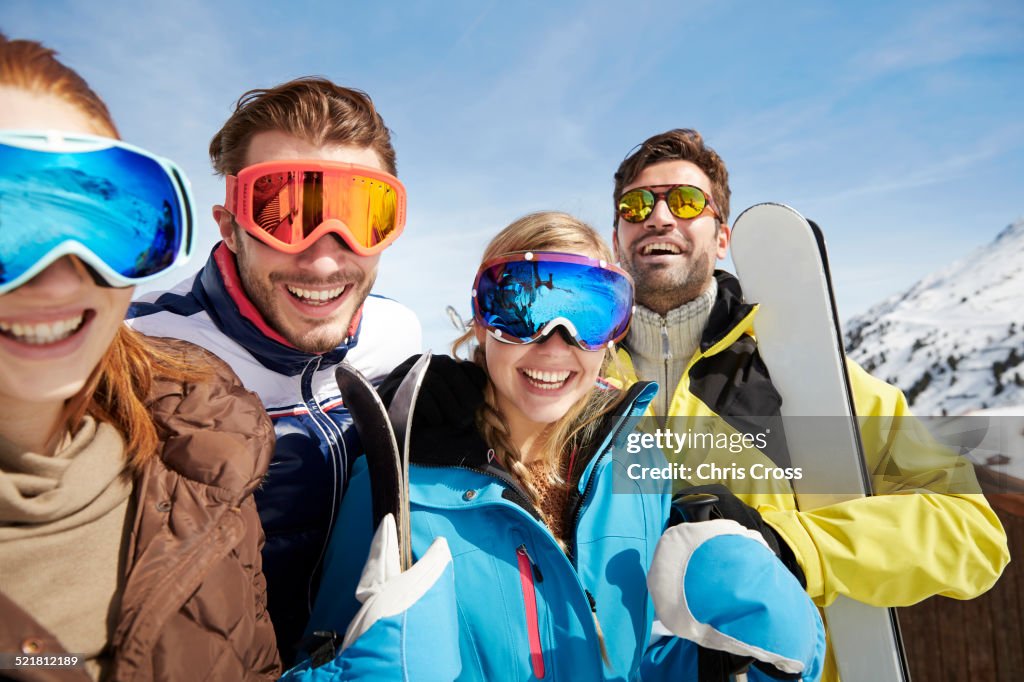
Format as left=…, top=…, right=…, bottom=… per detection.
left=844, top=218, right=1024, bottom=417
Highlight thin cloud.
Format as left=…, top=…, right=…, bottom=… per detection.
left=846, top=1, right=1024, bottom=84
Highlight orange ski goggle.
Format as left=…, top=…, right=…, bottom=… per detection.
left=225, top=160, right=406, bottom=256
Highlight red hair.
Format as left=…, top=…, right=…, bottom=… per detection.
left=0, top=35, right=209, bottom=467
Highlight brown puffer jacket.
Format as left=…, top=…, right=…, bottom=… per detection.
left=0, top=339, right=282, bottom=681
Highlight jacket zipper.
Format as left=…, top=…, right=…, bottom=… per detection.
left=661, top=321, right=672, bottom=420
left=300, top=356, right=343, bottom=612
left=516, top=544, right=545, bottom=679
left=567, top=409, right=636, bottom=565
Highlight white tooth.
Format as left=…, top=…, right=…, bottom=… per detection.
left=643, top=242, right=681, bottom=255
left=523, top=369, right=571, bottom=385
left=2, top=314, right=84, bottom=343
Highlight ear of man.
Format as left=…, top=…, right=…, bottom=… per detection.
left=213, top=205, right=240, bottom=253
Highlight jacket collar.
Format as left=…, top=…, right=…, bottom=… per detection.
left=193, top=244, right=361, bottom=376
left=700, top=270, right=757, bottom=353
left=612, top=270, right=758, bottom=385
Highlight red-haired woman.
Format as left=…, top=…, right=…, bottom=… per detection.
left=0, top=35, right=280, bottom=680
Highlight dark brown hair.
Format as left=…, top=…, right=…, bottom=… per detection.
left=613, top=128, right=731, bottom=224
left=209, top=76, right=398, bottom=176
left=0, top=34, right=208, bottom=468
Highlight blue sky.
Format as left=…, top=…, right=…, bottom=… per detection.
left=3, top=0, right=1022, bottom=351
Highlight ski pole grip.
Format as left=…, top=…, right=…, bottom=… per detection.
left=676, top=493, right=719, bottom=522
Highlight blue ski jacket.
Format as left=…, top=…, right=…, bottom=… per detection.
left=127, top=244, right=421, bottom=662
left=303, top=374, right=824, bottom=681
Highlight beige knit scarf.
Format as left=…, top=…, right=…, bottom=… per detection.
left=0, top=417, right=133, bottom=680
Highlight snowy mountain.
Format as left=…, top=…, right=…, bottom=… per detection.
left=844, top=218, right=1024, bottom=417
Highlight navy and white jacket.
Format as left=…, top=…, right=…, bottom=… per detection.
left=127, top=244, right=421, bottom=663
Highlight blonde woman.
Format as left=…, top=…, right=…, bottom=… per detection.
left=299, top=212, right=826, bottom=681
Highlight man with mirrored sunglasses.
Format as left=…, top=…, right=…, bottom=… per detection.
left=609, top=128, right=1007, bottom=681
left=128, top=77, right=421, bottom=665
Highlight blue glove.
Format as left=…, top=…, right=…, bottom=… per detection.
left=647, top=518, right=825, bottom=682
left=281, top=515, right=459, bottom=681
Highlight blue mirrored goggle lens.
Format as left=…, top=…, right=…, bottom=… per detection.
left=474, top=259, right=633, bottom=349
left=0, top=142, right=186, bottom=291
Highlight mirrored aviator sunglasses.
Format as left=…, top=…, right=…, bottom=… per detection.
left=471, top=251, right=635, bottom=351
left=226, top=160, right=407, bottom=256
left=617, top=184, right=718, bottom=223
left=0, top=129, right=195, bottom=295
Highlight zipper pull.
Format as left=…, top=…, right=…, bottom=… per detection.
left=661, top=321, right=673, bottom=361
left=517, top=544, right=544, bottom=583
left=584, top=589, right=612, bottom=667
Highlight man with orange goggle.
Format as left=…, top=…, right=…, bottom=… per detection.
left=128, top=77, right=422, bottom=665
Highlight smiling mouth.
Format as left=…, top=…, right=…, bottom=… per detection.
left=286, top=284, right=347, bottom=306
left=0, top=312, right=88, bottom=345
left=521, top=368, right=573, bottom=390
left=640, top=242, right=682, bottom=255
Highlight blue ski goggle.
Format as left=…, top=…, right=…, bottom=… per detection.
left=0, top=130, right=194, bottom=295
left=471, top=251, right=635, bottom=351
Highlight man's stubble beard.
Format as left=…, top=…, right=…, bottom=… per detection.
left=623, top=240, right=717, bottom=316
left=234, top=240, right=377, bottom=354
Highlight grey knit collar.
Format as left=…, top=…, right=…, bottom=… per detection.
left=625, top=278, right=718, bottom=361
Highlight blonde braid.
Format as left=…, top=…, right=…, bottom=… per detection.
left=472, top=348, right=547, bottom=510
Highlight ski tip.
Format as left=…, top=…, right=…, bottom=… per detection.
left=732, top=203, right=815, bottom=244
left=335, top=361, right=371, bottom=385
left=733, top=202, right=807, bottom=225
left=409, top=351, right=432, bottom=375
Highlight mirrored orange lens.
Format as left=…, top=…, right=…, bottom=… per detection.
left=338, top=175, right=399, bottom=248
left=251, top=171, right=298, bottom=240
left=667, top=185, right=707, bottom=219
left=249, top=171, right=399, bottom=248
left=617, top=189, right=654, bottom=223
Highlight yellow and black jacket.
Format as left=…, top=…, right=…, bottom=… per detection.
left=614, top=271, right=1009, bottom=682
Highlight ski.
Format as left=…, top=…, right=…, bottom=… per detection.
left=385, top=352, right=432, bottom=571
left=730, top=203, right=911, bottom=682
left=335, top=352, right=431, bottom=571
